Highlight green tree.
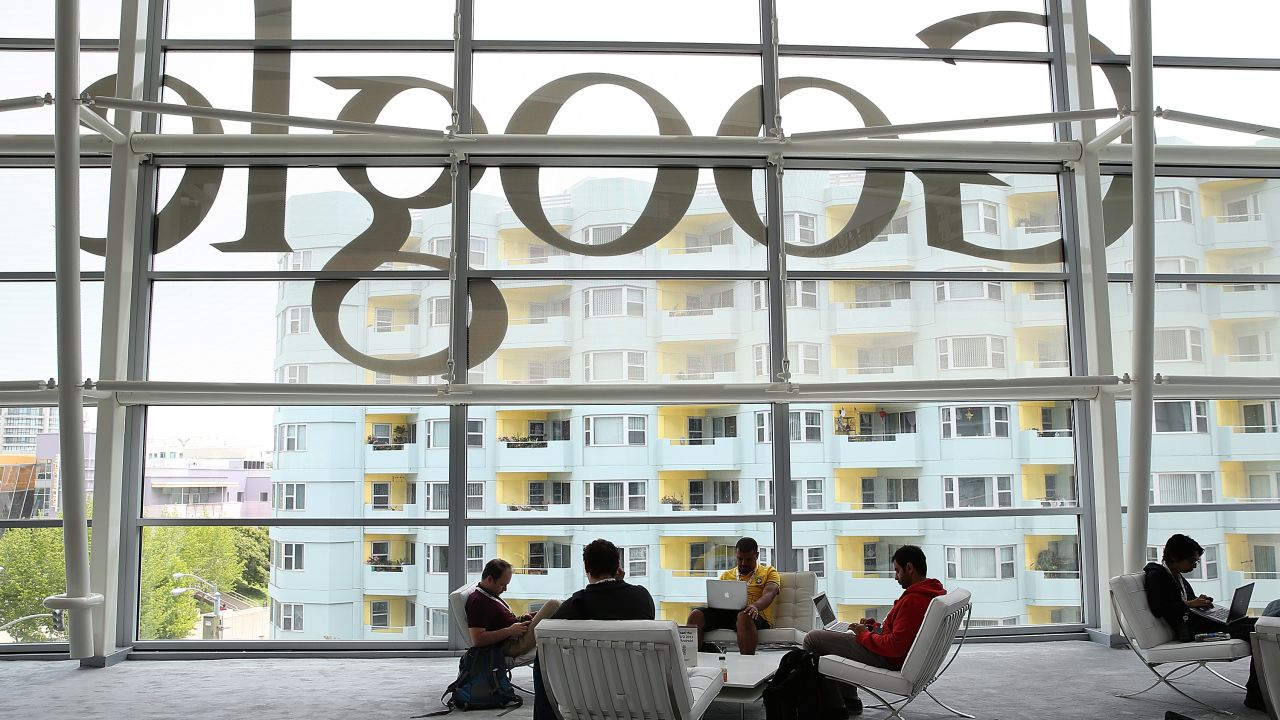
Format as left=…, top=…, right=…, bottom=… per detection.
left=230, top=525, right=270, bottom=594
left=139, top=525, right=247, bottom=640
left=0, top=528, right=66, bottom=642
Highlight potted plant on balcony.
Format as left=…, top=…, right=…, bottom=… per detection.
left=392, top=425, right=408, bottom=445
left=661, top=494, right=685, bottom=511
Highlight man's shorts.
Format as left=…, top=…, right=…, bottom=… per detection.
left=697, top=606, right=771, bottom=631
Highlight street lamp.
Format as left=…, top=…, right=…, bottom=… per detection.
left=171, top=572, right=223, bottom=639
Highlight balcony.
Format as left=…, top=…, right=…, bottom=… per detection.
left=494, top=439, right=572, bottom=470
left=364, top=443, right=417, bottom=472
left=1216, top=424, right=1280, bottom=457
left=1214, top=284, right=1279, bottom=318
left=660, top=306, right=738, bottom=339
left=826, top=574, right=906, bottom=605
left=365, top=325, right=420, bottom=355
left=831, top=300, right=916, bottom=334
left=658, top=437, right=741, bottom=466
left=504, top=316, right=571, bottom=346
left=363, top=625, right=414, bottom=640
left=1015, top=430, right=1074, bottom=462
left=506, top=567, right=576, bottom=597
left=363, top=563, right=418, bottom=594
left=363, top=503, right=420, bottom=518
left=1205, top=213, right=1268, bottom=249
left=1023, top=570, right=1082, bottom=605
left=832, top=431, right=924, bottom=465
left=500, top=503, right=576, bottom=518
left=658, top=500, right=746, bottom=515
left=1227, top=570, right=1280, bottom=613
left=143, top=502, right=243, bottom=518
left=836, top=365, right=917, bottom=382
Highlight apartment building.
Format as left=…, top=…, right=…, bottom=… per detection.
left=265, top=175, right=1280, bottom=640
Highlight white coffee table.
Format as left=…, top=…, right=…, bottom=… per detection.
left=698, top=650, right=788, bottom=716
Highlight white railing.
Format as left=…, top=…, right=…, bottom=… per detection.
left=1216, top=213, right=1262, bottom=223
left=369, top=323, right=418, bottom=333
left=1224, top=424, right=1280, bottom=434
left=842, top=432, right=907, bottom=443
left=1243, top=571, right=1279, bottom=580
left=671, top=372, right=715, bottom=381
left=1227, top=353, right=1276, bottom=362
left=667, top=437, right=718, bottom=446
left=668, top=308, right=716, bottom=317
left=1037, top=498, right=1078, bottom=507
left=1035, top=359, right=1070, bottom=369
left=1035, top=429, right=1073, bottom=438
left=1021, top=224, right=1062, bottom=234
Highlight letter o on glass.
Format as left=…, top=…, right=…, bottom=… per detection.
left=500, top=73, right=699, bottom=256
left=714, top=77, right=905, bottom=258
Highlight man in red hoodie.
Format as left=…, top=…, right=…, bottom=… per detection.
left=803, top=545, right=946, bottom=714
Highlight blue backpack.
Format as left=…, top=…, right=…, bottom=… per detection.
left=421, top=644, right=522, bottom=715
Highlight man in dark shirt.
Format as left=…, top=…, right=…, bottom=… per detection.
left=532, top=539, right=655, bottom=720
left=465, top=558, right=561, bottom=657
left=1143, top=533, right=1278, bottom=710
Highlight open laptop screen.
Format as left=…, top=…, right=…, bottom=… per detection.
left=813, top=592, right=837, bottom=626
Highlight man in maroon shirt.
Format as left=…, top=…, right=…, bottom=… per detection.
left=803, top=545, right=946, bottom=714
left=466, top=558, right=561, bottom=657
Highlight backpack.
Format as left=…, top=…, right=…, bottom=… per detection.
left=762, top=649, right=849, bottom=720
left=419, top=644, right=522, bottom=716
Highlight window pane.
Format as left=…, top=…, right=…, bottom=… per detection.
left=163, top=1, right=453, bottom=39
left=0, top=528, right=66, bottom=644
left=475, top=0, right=757, bottom=41
left=777, top=0, right=1049, bottom=50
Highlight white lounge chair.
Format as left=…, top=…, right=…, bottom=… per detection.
left=818, top=588, right=974, bottom=720
left=447, top=582, right=536, bottom=669
left=1109, top=572, right=1252, bottom=715
left=535, top=619, right=725, bottom=720
left=705, top=570, right=817, bottom=648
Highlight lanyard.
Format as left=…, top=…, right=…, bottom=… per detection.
left=475, top=585, right=513, bottom=613
left=1164, top=563, right=1189, bottom=602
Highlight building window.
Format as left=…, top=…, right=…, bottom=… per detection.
left=935, top=278, right=1002, bottom=302
left=938, top=336, right=1006, bottom=370
left=584, top=285, right=645, bottom=318
left=466, top=482, right=484, bottom=511
left=1154, top=328, right=1204, bottom=362
left=946, top=546, right=1016, bottom=580
left=276, top=602, right=304, bottom=631
left=370, top=600, right=390, bottom=628
left=754, top=410, right=821, bottom=442
left=275, top=424, right=307, bottom=452
left=1150, top=472, right=1215, bottom=505
left=791, top=477, right=825, bottom=511
left=872, top=214, right=910, bottom=241
left=426, top=296, right=450, bottom=326
left=467, top=544, right=484, bottom=575
left=941, top=406, right=1010, bottom=439
left=273, top=482, right=305, bottom=510
left=585, top=480, right=647, bottom=512
left=426, top=419, right=485, bottom=448
left=783, top=212, right=817, bottom=245
left=425, top=545, right=449, bottom=574
left=371, top=481, right=392, bottom=509
left=284, top=306, right=311, bottom=335
left=860, top=477, right=920, bottom=508
left=1235, top=332, right=1274, bottom=362
left=280, top=364, right=308, bottom=383
left=1154, top=188, right=1193, bottom=222
left=962, top=200, right=999, bottom=234
left=426, top=235, right=488, bottom=267
left=583, top=223, right=631, bottom=246
left=584, top=415, right=646, bottom=446
left=424, top=482, right=449, bottom=511
left=852, top=280, right=911, bottom=307
left=585, top=350, right=646, bottom=382
left=623, top=546, right=648, bottom=577
left=757, top=479, right=773, bottom=511
left=528, top=480, right=571, bottom=506
left=790, top=343, right=821, bottom=375
left=1031, top=281, right=1065, bottom=300
left=752, top=280, right=819, bottom=310
left=943, top=476, right=1014, bottom=509
left=856, top=345, right=915, bottom=374
left=793, top=546, right=826, bottom=577
left=281, top=250, right=312, bottom=271
left=1221, top=193, right=1262, bottom=223
left=1154, top=400, right=1209, bottom=434
left=427, top=608, right=449, bottom=637
left=273, top=542, right=304, bottom=571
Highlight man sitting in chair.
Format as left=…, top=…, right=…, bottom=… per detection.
left=1144, top=533, right=1279, bottom=711
left=466, top=558, right=561, bottom=658
left=803, top=545, right=945, bottom=715
left=686, top=536, right=780, bottom=655
left=532, top=538, right=655, bottom=720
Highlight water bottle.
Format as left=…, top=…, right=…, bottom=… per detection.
left=1194, top=631, right=1231, bottom=642
left=718, top=654, right=728, bottom=682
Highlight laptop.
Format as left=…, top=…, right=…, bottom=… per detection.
left=812, top=592, right=851, bottom=633
left=1189, top=583, right=1254, bottom=625
left=707, top=579, right=749, bottom=610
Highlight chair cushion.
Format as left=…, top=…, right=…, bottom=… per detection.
left=771, top=572, right=818, bottom=631
left=687, top=666, right=725, bottom=720
left=705, top=628, right=805, bottom=645
left=448, top=583, right=476, bottom=645
left=1109, top=573, right=1174, bottom=651
left=819, top=655, right=914, bottom=696
left=1141, top=638, right=1251, bottom=664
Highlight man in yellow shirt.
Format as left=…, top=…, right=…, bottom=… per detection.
left=686, top=537, right=780, bottom=655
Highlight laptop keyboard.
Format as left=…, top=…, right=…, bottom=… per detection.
left=1198, top=606, right=1230, bottom=624
left=829, top=621, right=851, bottom=633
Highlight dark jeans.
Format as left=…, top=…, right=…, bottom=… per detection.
left=532, top=657, right=554, bottom=720
left=697, top=606, right=772, bottom=632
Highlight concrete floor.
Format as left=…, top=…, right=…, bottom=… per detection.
left=0, top=642, right=1269, bottom=720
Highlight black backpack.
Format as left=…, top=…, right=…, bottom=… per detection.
left=420, top=644, right=522, bottom=716
left=762, top=649, right=850, bottom=720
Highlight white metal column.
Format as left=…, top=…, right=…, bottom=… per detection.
left=49, top=0, right=101, bottom=659
left=1125, top=0, right=1157, bottom=573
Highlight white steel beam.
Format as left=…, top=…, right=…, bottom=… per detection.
left=1083, top=116, right=1133, bottom=154
left=52, top=0, right=101, bottom=660
left=0, top=94, right=51, bottom=113
left=77, top=105, right=127, bottom=145
left=1125, top=0, right=1157, bottom=575
left=790, top=108, right=1119, bottom=142
left=88, top=95, right=447, bottom=139
left=1157, top=108, right=1280, bottom=141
